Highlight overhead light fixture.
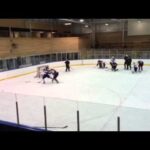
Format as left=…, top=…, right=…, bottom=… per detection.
left=80, top=19, right=84, bottom=22
left=85, top=25, right=89, bottom=28
left=105, top=23, right=109, bottom=26
left=64, top=23, right=72, bottom=26
left=51, top=32, right=55, bottom=34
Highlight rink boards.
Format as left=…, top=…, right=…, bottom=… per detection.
left=0, top=59, right=150, bottom=81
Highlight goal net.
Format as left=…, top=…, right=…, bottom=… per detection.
left=34, top=65, right=49, bottom=78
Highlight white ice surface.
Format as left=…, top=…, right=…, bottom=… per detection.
left=0, top=64, right=150, bottom=131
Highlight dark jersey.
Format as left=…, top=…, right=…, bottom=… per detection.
left=112, top=62, right=117, bottom=67
left=49, top=69, right=58, bottom=75
left=97, top=60, right=102, bottom=66
left=138, top=61, right=144, bottom=66
left=44, top=70, right=50, bottom=75
left=124, top=56, right=128, bottom=61
left=65, top=60, right=70, bottom=66
left=127, top=57, right=132, bottom=64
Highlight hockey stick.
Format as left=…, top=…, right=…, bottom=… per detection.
left=34, top=125, right=68, bottom=129
left=47, top=125, right=68, bottom=129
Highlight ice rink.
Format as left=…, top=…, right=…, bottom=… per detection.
left=0, top=62, right=150, bottom=131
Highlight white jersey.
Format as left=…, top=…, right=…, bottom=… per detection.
left=133, top=62, right=137, bottom=68
left=111, top=57, right=115, bottom=63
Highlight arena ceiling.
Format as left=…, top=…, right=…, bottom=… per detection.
left=27, top=19, right=128, bottom=24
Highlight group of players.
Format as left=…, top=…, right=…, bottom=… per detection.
left=97, top=54, right=144, bottom=73
left=37, top=59, right=70, bottom=84
left=41, top=66, right=59, bottom=84
left=38, top=55, right=144, bottom=84
left=124, top=55, right=144, bottom=73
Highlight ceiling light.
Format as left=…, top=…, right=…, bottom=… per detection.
left=80, top=19, right=84, bottom=22
left=105, top=23, right=109, bottom=26
left=85, top=25, right=89, bottom=28
left=64, top=23, right=72, bottom=26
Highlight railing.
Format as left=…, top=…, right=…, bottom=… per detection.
left=0, top=91, right=150, bottom=131
left=1, top=48, right=150, bottom=72
left=81, top=49, right=150, bottom=59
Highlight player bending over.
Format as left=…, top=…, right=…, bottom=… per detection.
left=110, top=62, right=118, bottom=71
left=49, top=69, right=59, bottom=83
left=110, top=57, right=118, bottom=71
left=97, top=60, right=106, bottom=69
left=138, top=60, right=144, bottom=72
left=42, top=68, right=52, bottom=84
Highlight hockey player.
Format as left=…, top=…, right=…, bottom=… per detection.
left=132, top=62, right=138, bottom=73
left=49, top=69, right=59, bottom=83
left=45, top=65, right=49, bottom=71
left=35, top=65, right=49, bottom=78
left=65, top=59, right=70, bottom=72
left=124, top=54, right=128, bottom=69
left=42, top=68, right=52, bottom=84
left=111, top=56, right=115, bottom=63
left=127, top=56, right=132, bottom=70
left=97, top=60, right=106, bottom=69
left=110, top=57, right=118, bottom=71
left=110, top=62, right=118, bottom=71
left=138, top=60, right=144, bottom=72
left=97, top=60, right=103, bottom=68
left=102, top=61, right=106, bottom=68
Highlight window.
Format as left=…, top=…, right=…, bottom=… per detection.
left=69, top=53, right=73, bottom=60
left=66, top=53, right=69, bottom=59
left=0, top=29, right=9, bottom=37
left=45, top=54, right=50, bottom=63
left=35, top=56, right=40, bottom=64
left=21, top=57, right=26, bottom=65
left=51, top=53, right=56, bottom=62
left=6, top=59, right=15, bottom=70
left=74, top=53, right=79, bottom=60
left=14, top=57, right=21, bottom=68
left=0, top=60, right=3, bottom=69
left=62, top=53, right=66, bottom=61
left=57, top=53, right=62, bottom=61
left=31, top=56, right=36, bottom=65
left=40, top=55, right=46, bottom=63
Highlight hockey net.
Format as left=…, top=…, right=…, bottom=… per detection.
left=34, top=65, right=49, bottom=78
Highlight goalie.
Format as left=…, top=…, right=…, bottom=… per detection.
left=35, top=65, right=49, bottom=78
